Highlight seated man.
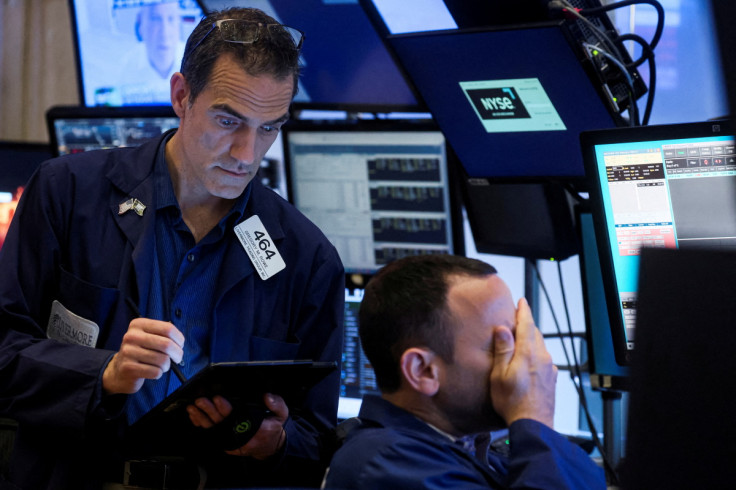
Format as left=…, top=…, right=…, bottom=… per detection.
left=323, top=254, right=605, bottom=489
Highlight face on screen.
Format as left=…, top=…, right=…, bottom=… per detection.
left=137, top=2, right=182, bottom=79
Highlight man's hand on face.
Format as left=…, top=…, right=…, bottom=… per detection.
left=187, top=392, right=289, bottom=460
left=103, top=318, right=185, bottom=395
left=489, top=298, right=558, bottom=428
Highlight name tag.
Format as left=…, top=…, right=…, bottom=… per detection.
left=234, top=215, right=286, bottom=280
left=46, top=300, right=99, bottom=347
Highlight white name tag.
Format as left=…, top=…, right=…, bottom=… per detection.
left=46, top=300, right=99, bottom=348
left=234, top=215, right=286, bottom=280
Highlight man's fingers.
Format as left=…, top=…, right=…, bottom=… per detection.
left=130, top=318, right=186, bottom=350
left=188, top=396, right=231, bottom=428
left=103, top=318, right=185, bottom=395
left=492, top=325, right=515, bottom=370
left=263, top=393, right=288, bottom=423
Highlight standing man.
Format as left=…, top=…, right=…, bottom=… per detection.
left=0, top=8, right=344, bottom=489
left=323, top=254, right=604, bottom=489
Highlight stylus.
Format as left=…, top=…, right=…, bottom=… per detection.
left=125, top=297, right=187, bottom=384
left=170, top=361, right=187, bottom=383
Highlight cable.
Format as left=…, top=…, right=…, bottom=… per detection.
left=616, top=33, right=657, bottom=125
left=575, top=0, right=664, bottom=126
left=551, top=0, right=626, bottom=63
left=550, top=0, right=641, bottom=124
left=580, top=0, right=665, bottom=51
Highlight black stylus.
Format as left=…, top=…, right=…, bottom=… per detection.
left=125, top=298, right=187, bottom=384
left=170, top=359, right=187, bottom=384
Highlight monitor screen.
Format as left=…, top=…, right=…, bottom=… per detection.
left=582, top=119, right=736, bottom=365
left=0, top=142, right=53, bottom=251
left=282, top=120, right=462, bottom=274
left=338, top=284, right=379, bottom=420
left=387, top=22, right=621, bottom=183
left=200, top=0, right=420, bottom=112
left=69, top=0, right=205, bottom=107
left=46, top=105, right=288, bottom=197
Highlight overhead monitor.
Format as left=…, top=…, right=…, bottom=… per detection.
left=358, top=0, right=457, bottom=36
left=200, top=0, right=421, bottom=112
left=387, top=22, right=623, bottom=184
left=581, top=119, right=736, bottom=365
left=69, top=0, right=206, bottom=107
left=0, top=142, right=53, bottom=251
left=359, top=0, right=556, bottom=36
left=282, top=119, right=463, bottom=274
left=45, top=105, right=287, bottom=197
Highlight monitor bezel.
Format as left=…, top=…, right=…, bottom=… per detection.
left=281, top=118, right=465, bottom=274
left=581, top=118, right=735, bottom=366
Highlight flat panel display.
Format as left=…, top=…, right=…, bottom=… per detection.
left=388, top=22, right=622, bottom=183
left=282, top=120, right=462, bottom=274
left=577, top=207, right=628, bottom=387
left=338, top=285, right=378, bottom=420
left=582, top=119, right=736, bottom=365
left=69, top=0, right=205, bottom=107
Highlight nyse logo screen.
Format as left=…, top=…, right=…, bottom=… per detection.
left=466, top=87, right=530, bottom=120
left=460, top=78, right=566, bottom=133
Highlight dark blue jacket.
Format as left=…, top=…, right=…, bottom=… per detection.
left=0, top=133, right=344, bottom=489
left=323, top=396, right=606, bottom=489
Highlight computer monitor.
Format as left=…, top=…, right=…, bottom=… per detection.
left=0, top=141, right=53, bottom=251
left=338, top=284, right=379, bottom=420
left=387, top=22, right=624, bottom=184
left=69, top=0, right=205, bottom=107
left=581, top=119, right=736, bottom=366
left=358, top=0, right=457, bottom=36
left=46, top=105, right=287, bottom=197
left=47, top=105, right=179, bottom=155
left=282, top=119, right=463, bottom=274
left=622, top=246, right=736, bottom=489
left=577, top=204, right=628, bottom=389
left=461, top=180, right=579, bottom=260
left=200, top=0, right=421, bottom=112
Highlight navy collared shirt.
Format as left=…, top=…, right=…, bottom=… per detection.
left=127, top=134, right=251, bottom=423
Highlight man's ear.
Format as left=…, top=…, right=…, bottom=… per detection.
left=170, top=72, right=189, bottom=118
left=399, top=347, right=441, bottom=396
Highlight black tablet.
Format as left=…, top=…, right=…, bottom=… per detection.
left=128, top=360, right=337, bottom=452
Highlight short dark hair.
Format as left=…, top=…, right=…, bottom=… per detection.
left=359, top=254, right=497, bottom=393
left=180, top=8, right=301, bottom=104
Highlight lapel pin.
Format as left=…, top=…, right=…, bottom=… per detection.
left=118, top=198, right=146, bottom=217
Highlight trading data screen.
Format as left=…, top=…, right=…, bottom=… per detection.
left=284, top=123, right=457, bottom=274
left=585, top=122, right=736, bottom=361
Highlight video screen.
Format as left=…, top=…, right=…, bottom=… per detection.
left=70, top=0, right=205, bottom=106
